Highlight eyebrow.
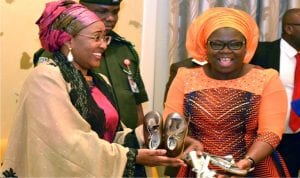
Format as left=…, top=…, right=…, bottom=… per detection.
left=90, top=30, right=105, bottom=34
left=208, top=40, right=245, bottom=42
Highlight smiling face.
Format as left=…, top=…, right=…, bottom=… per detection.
left=81, top=3, right=120, bottom=33
left=70, top=21, right=107, bottom=74
left=205, top=27, right=247, bottom=80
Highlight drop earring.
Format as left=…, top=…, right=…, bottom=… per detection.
left=67, top=47, right=73, bottom=62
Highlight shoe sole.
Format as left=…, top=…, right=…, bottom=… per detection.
left=143, top=111, right=163, bottom=149
left=164, top=112, right=188, bottom=157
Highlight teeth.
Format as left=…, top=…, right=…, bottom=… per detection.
left=219, top=57, right=231, bottom=62
left=93, top=53, right=102, bottom=57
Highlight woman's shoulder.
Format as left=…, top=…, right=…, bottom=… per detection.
left=28, top=60, right=64, bottom=84
left=33, top=59, right=60, bottom=74
left=176, top=67, right=205, bottom=83
left=248, top=65, right=280, bottom=84
left=250, top=64, right=279, bottom=76
left=20, top=60, right=68, bottom=96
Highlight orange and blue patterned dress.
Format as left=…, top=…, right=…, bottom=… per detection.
left=164, top=66, right=290, bottom=177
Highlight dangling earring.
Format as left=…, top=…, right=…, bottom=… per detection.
left=67, top=47, right=73, bottom=62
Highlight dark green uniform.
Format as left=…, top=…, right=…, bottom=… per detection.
left=93, top=31, right=148, bottom=129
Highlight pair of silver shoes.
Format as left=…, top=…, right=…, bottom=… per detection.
left=184, top=151, right=253, bottom=178
left=143, top=111, right=188, bottom=157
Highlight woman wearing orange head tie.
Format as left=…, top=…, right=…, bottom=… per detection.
left=164, top=7, right=291, bottom=177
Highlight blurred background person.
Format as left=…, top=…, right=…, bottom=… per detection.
left=80, top=0, right=148, bottom=129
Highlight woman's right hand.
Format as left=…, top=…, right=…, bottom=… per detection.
left=136, top=149, right=186, bottom=167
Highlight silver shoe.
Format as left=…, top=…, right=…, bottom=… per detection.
left=143, top=111, right=163, bottom=149
left=185, top=151, right=251, bottom=177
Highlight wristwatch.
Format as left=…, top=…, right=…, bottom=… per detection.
left=245, top=155, right=255, bottom=171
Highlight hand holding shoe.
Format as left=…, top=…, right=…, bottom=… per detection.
left=143, top=111, right=189, bottom=158
left=135, top=149, right=186, bottom=167
left=180, top=136, right=204, bottom=159
left=234, top=158, right=255, bottom=174
left=184, top=151, right=252, bottom=177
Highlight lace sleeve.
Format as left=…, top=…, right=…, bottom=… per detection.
left=122, top=148, right=137, bottom=177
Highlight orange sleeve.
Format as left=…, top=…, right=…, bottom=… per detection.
left=163, top=68, right=185, bottom=122
left=257, top=69, right=288, bottom=142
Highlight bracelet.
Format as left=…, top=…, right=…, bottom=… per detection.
left=245, top=155, right=256, bottom=169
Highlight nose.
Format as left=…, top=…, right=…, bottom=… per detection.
left=99, top=41, right=108, bottom=50
left=105, top=13, right=117, bottom=22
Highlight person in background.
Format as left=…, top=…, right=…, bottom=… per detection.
left=0, top=1, right=186, bottom=177
left=34, top=0, right=148, bottom=129
left=250, top=8, right=300, bottom=177
left=164, top=7, right=291, bottom=177
left=80, top=0, right=148, bottom=129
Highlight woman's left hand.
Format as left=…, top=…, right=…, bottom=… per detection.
left=136, top=149, right=186, bottom=167
left=180, top=136, right=204, bottom=159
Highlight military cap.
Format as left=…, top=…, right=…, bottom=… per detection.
left=79, top=0, right=122, bottom=5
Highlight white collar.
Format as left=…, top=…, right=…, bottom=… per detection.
left=191, top=58, right=207, bottom=66
left=280, top=38, right=298, bottom=58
